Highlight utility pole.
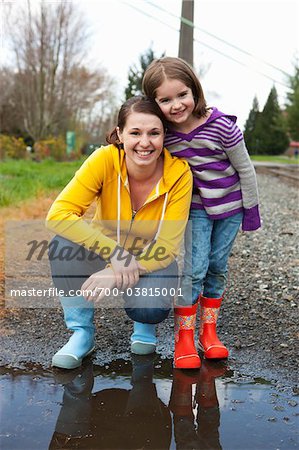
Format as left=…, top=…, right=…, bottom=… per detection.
left=178, top=0, right=194, bottom=67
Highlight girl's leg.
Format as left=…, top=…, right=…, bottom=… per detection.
left=180, top=209, right=213, bottom=306
left=203, top=212, right=243, bottom=298
left=123, top=261, right=178, bottom=355
left=174, top=210, right=213, bottom=369
left=199, top=213, right=242, bottom=359
left=49, top=235, right=106, bottom=369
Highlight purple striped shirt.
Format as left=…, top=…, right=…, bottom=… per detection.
left=164, top=107, right=261, bottom=231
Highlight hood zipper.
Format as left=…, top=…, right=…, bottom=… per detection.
left=117, top=172, right=168, bottom=252
left=121, top=205, right=145, bottom=250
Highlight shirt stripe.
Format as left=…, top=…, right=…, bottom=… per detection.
left=164, top=108, right=246, bottom=219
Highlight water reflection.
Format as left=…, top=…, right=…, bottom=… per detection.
left=49, top=354, right=171, bottom=449
left=1, top=359, right=298, bottom=449
left=170, top=361, right=225, bottom=450
left=48, top=357, right=226, bottom=449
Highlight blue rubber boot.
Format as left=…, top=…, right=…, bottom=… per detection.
left=52, top=296, right=95, bottom=369
left=130, top=322, right=157, bottom=355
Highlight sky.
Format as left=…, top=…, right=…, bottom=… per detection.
left=1, top=0, right=299, bottom=130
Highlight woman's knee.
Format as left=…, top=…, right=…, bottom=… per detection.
left=125, top=307, right=170, bottom=324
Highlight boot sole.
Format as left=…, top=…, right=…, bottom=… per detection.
left=173, top=354, right=201, bottom=369
left=52, top=346, right=95, bottom=369
left=198, top=341, right=229, bottom=359
left=131, top=342, right=156, bottom=355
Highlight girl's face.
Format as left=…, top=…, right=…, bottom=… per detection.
left=117, top=111, right=164, bottom=169
left=155, top=78, right=195, bottom=127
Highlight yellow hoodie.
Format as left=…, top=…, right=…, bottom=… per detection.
left=46, top=144, right=192, bottom=272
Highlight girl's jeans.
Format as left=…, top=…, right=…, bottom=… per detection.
left=181, top=209, right=243, bottom=306
left=49, top=235, right=178, bottom=324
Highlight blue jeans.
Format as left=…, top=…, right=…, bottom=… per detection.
left=49, top=236, right=178, bottom=324
left=181, top=209, right=243, bottom=305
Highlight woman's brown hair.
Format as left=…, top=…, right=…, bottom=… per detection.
left=106, top=95, right=167, bottom=148
left=142, top=56, right=207, bottom=118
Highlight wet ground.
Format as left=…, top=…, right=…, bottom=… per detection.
left=1, top=357, right=298, bottom=450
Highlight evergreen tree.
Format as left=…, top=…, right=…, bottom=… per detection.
left=125, top=47, right=165, bottom=100
left=285, top=61, right=299, bottom=141
left=256, top=86, right=289, bottom=155
left=243, top=96, right=261, bottom=154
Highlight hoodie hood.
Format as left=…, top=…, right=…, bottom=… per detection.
left=206, top=106, right=237, bottom=124
left=166, top=107, right=237, bottom=142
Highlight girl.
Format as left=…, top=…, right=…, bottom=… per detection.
left=142, top=56, right=261, bottom=369
left=46, top=95, right=192, bottom=369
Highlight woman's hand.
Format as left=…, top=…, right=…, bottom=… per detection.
left=110, top=246, right=140, bottom=289
left=81, top=267, right=116, bottom=302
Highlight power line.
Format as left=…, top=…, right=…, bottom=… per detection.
left=120, top=0, right=289, bottom=88
left=145, top=0, right=291, bottom=78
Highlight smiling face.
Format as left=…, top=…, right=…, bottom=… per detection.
left=117, top=111, right=164, bottom=171
left=155, top=78, right=196, bottom=131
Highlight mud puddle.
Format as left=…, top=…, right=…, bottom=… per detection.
left=1, top=357, right=298, bottom=450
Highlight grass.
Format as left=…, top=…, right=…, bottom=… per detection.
left=250, top=155, right=299, bottom=164
left=0, top=158, right=85, bottom=207
left=1, top=154, right=297, bottom=208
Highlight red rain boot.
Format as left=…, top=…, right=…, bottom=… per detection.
left=174, top=303, right=201, bottom=369
left=199, top=295, right=229, bottom=359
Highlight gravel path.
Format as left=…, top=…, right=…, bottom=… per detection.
left=1, top=173, right=298, bottom=390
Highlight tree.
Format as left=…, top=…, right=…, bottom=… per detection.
left=259, top=86, right=289, bottom=154
left=245, top=87, right=289, bottom=155
left=285, top=61, right=299, bottom=141
left=125, top=47, right=165, bottom=100
left=243, top=96, right=261, bottom=154
left=3, top=1, right=116, bottom=142
left=0, top=68, right=24, bottom=137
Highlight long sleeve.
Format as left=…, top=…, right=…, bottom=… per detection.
left=45, top=146, right=119, bottom=259
left=225, top=139, right=261, bottom=231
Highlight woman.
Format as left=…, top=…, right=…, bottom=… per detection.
left=46, top=95, right=192, bottom=369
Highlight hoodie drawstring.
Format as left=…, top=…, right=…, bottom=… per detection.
left=116, top=173, right=168, bottom=250
left=117, top=173, right=121, bottom=245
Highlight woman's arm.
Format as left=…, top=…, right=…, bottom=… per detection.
left=46, top=146, right=119, bottom=258
left=46, top=146, right=140, bottom=289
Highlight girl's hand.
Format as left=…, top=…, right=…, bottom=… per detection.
left=110, top=246, right=140, bottom=289
left=81, top=267, right=116, bottom=302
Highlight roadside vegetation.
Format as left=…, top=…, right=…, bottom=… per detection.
left=1, top=155, right=297, bottom=208
left=250, top=155, right=299, bottom=164
left=0, top=159, right=85, bottom=207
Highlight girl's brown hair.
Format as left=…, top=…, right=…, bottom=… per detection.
left=142, top=56, right=207, bottom=118
left=106, top=95, right=167, bottom=148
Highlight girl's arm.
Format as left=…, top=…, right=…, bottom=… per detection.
left=225, top=138, right=261, bottom=231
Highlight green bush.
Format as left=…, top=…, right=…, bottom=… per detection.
left=34, top=137, right=67, bottom=161
left=0, top=134, right=27, bottom=160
